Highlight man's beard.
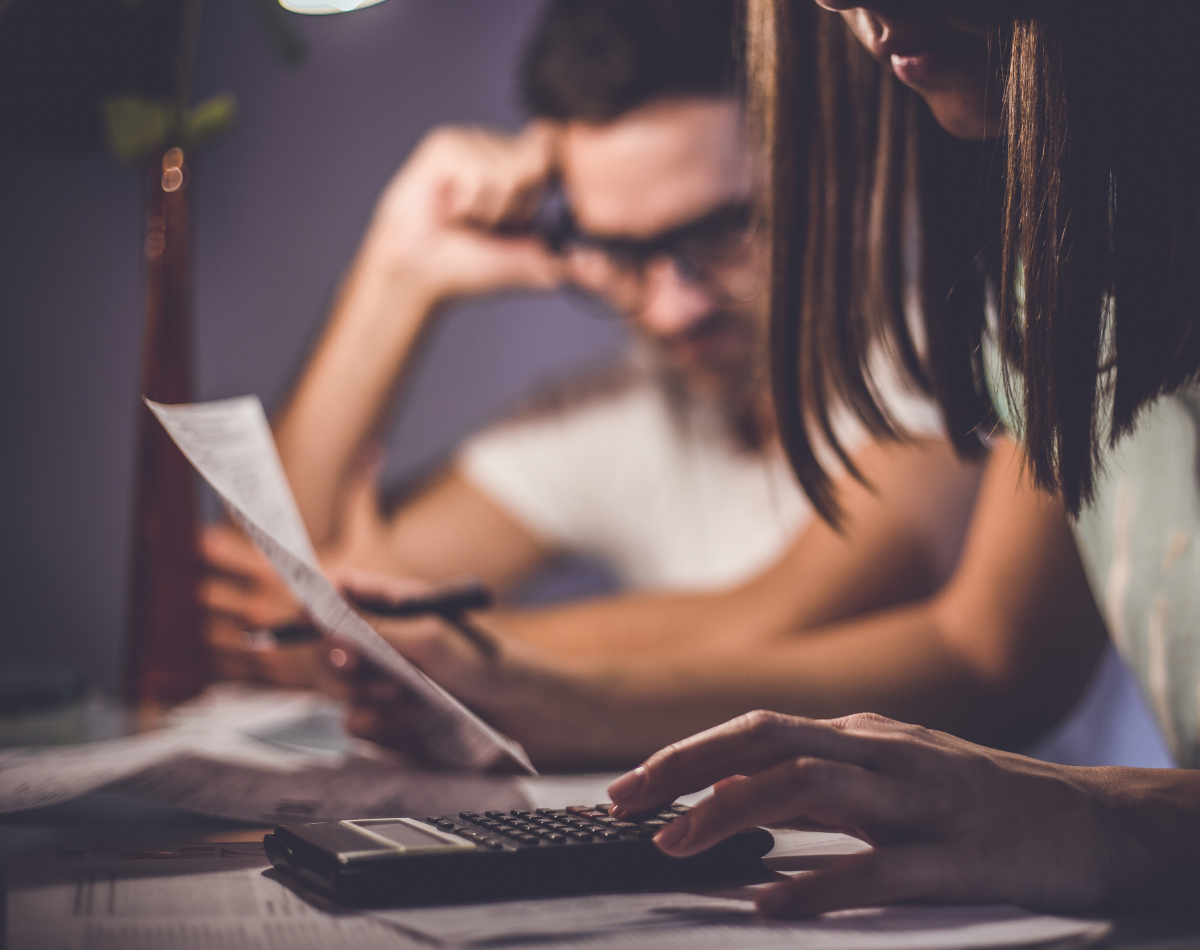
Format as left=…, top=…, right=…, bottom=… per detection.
left=640, top=309, right=770, bottom=451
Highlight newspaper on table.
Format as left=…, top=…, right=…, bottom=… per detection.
left=0, top=684, right=530, bottom=821
left=146, top=395, right=534, bottom=775
left=373, top=893, right=1112, bottom=949
left=8, top=847, right=1112, bottom=950
left=7, top=854, right=407, bottom=950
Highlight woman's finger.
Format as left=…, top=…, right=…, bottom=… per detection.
left=609, top=710, right=883, bottom=817
left=655, top=756, right=897, bottom=857
left=754, top=848, right=937, bottom=918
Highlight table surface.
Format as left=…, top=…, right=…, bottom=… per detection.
left=4, top=791, right=1200, bottom=950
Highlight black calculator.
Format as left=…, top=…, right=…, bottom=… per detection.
left=263, top=804, right=775, bottom=907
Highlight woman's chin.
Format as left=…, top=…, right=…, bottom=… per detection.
left=919, top=89, right=1000, bottom=141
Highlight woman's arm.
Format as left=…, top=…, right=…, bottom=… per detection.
left=606, top=711, right=1200, bottom=915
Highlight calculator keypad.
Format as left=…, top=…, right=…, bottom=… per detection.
left=425, top=805, right=688, bottom=850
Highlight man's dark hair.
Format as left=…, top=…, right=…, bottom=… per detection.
left=520, top=0, right=737, bottom=123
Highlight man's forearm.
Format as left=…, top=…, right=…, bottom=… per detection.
left=275, top=237, right=437, bottom=548
left=543, top=602, right=1052, bottom=768
left=499, top=438, right=984, bottom=659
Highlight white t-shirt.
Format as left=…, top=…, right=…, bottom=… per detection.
left=459, top=358, right=943, bottom=592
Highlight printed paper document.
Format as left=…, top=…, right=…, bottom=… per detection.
left=147, top=395, right=533, bottom=774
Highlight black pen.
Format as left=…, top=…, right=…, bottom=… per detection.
left=347, top=578, right=499, bottom=660
left=267, top=579, right=498, bottom=658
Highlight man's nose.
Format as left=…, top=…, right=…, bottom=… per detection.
left=633, top=258, right=714, bottom=337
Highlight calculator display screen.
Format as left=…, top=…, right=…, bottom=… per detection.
left=349, top=819, right=461, bottom=850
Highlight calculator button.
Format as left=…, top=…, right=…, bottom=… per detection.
left=608, top=822, right=638, bottom=832
left=535, top=808, right=559, bottom=816
left=595, top=831, right=620, bottom=841
left=631, top=827, right=659, bottom=838
left=670, top=804, right=690, bottom=813
left=579, top=810, right=607, bottom=819
left=548, top=823, right=571, bottom=832
left=567, top=831, right=594, bottom=842
left=459, top=812, right=479, bottom=819
left=511, top=810, right=533, bottom=818
left=565, top=805, right=592, bottom=814
left=435, top=820, right=457, bottom=831
left=640, top=820, right=670, bottom=831
left=595, top=804, right=613, bottom=812
left=517, top=834, right=541, bottom=845
left=485, top=811, right=507, bottom=818
left=541, top=832, right=567, bottom=843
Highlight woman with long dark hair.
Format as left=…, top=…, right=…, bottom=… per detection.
left=608, top=0, right=1200, bottom=915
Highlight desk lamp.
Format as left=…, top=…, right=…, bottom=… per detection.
left=279, top=0, right=388, bottom=12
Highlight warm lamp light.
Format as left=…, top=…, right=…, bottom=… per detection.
left=278, top=0, right=387, bottom=13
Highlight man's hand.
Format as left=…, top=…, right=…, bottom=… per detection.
left=314, top=572, right=604, bottom=768
left=199, top=523, right=302, bottom=630
left=198, top=523, right=319, bottom=686
left=363, top=123, right=564, bottom=309
left=606, top=710, right=1200, bottom=918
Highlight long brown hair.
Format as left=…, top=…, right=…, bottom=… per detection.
left=749, top=0, right=1200, bottom=519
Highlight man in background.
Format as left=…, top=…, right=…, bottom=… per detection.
left=200, top=0, right=981, bottom=762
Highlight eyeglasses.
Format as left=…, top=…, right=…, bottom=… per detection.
left=533, top=186, right=761, bottom=316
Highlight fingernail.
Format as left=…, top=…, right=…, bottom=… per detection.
left=653, top=814, right=689, bottom=850
left=607, top=766, right=645, bottom=802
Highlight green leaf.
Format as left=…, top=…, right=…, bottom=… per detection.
left=184, top=92, right=238, bottom=148
left=101, top=95, right=174, bottom=162
left=251, top=0, right=308, bottom=69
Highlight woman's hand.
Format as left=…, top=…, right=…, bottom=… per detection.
left=608, top=710, right=1200, bottom=917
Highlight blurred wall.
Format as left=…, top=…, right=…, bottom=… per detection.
left=0, top=0, right=626, bottom=692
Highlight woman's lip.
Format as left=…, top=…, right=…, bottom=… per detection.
left=891, top=50, right=936, bottom=86
left=887, top=34, right=973, bottom=86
